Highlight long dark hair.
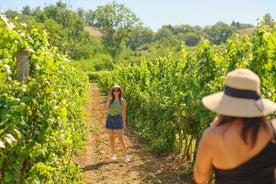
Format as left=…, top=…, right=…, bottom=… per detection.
left=217, top=115, right=266, bottom=147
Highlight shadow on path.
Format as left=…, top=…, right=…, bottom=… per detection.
left=82, top=161, right=113, bottom=172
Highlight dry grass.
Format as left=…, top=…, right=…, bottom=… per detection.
left=85, top=26, right=102, bottom=37
left=237, top=27, right=255, bottom=35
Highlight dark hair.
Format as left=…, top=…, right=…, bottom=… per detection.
left=217, top=115, right=266, bottom=147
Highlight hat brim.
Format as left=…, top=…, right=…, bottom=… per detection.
left=202, top=92, right=276, bottom=117
left=109, top=85, right=123, bottom=95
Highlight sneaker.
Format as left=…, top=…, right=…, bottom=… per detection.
left=125, top=155, right=130, bottom=163
left=111, top=154, right=117, bottom=161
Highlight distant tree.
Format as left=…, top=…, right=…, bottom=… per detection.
left=148, top=26, right=182, bottom=57
left=87, top=1, right=142, bottom=57
left=155, top=25, right=175, bottom=44
left=39, top=1, right=93, bottom=59
left=173, top=24, right=200, bottom=34
left=204, top=22, right=236, bottom=45
left=184, top=32, right=201, bottom=46
left=90, top=1, right=141, bottom=33
left=231, top=20, right=254, bottom=30
left=261, top=13, right=275, bottom=27
left=4, top=10, right=20, bottom=19
left=84, top=10, right=94, bottom=26
left=126, top=26, right=155, bottom=51
left=22, top=6, right=32, bottom=15
left=231, top=21, right=241, bottom=29
left=44, top=19, right=67, bottom=52
left=154, top=24, right=202, bottom=47
left=236, top=22, right=240, bottom=28
left=174, top=25, right=202, bottom=46
left=33, top=8, right=46, bottom=23
left=76, top=8, right=85, bottom=19
left=239, top=23, right=254, bottom=29
left=158, top=24, right=174, bottom=33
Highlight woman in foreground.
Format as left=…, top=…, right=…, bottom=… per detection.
left=193, top=68, right=276, bottom=184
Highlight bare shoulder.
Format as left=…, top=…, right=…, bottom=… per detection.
left=121, top=98, right=127, bottom=105
left=201, top=126, right=219, bottom=141
left=204, top=126, right=217, bottom=135
left=197, top=127, right=219, bottom=156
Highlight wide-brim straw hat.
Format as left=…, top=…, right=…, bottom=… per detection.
left=202, top=68, right=276, bottom=117
left=109, top=84, right=123, bottom=95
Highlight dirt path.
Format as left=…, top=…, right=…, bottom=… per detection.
left=75, top=83, right=188, bottom=184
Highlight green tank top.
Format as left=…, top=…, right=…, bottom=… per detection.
left=108, top=101, right=122, bottom=115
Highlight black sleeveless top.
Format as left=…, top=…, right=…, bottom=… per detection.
left=213, top=122, right=276, bottom=184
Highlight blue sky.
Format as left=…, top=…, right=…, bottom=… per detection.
left=1, top=0, right=275, bottom=31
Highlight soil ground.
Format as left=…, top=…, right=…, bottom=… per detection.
left=74, top=83, right=190, bottom=184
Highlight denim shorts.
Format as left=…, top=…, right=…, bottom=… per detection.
left=105, top=114, right=123, bottom=130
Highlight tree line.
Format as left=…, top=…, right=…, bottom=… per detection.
left=4, top=1, right=274, bottom=71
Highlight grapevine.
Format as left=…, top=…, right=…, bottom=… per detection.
left=0, top=14, right=88, bottom=183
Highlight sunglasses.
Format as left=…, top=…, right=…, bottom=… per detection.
left=113, top=89, right=120, bottom=92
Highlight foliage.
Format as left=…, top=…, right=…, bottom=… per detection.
left=231, top=20, right=254, bottom=30
left=179, top=161, right=194, bottom=183
left=0, top=14, right=88, bottom=183
left=204, top=22, right=237, bottom=44
left=126, top=26, right=155, bottom=51
left=259, top=13, right=275, bottom=27
left=87, top=1, right=142, bottom=57
left=6, top=1, right=104, bottom=61
left=98, top=25, right=276, bottom=164
left=88, top=1, right=142, bottom=33
left=87, top=71, right=111, bottom=83
left=5, top=2, right=268, bottom=73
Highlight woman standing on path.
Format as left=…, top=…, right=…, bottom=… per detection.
left=105, top=84, right=130, bottom=163
left=193, top=68, right=276, bottom=184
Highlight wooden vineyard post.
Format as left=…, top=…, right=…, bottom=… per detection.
left=16, top=51, right=29, bottom=82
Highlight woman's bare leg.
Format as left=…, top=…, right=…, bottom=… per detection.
left=107, top=129, right=115, bottom=155
left=116, top=130, right=127, bottom=155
